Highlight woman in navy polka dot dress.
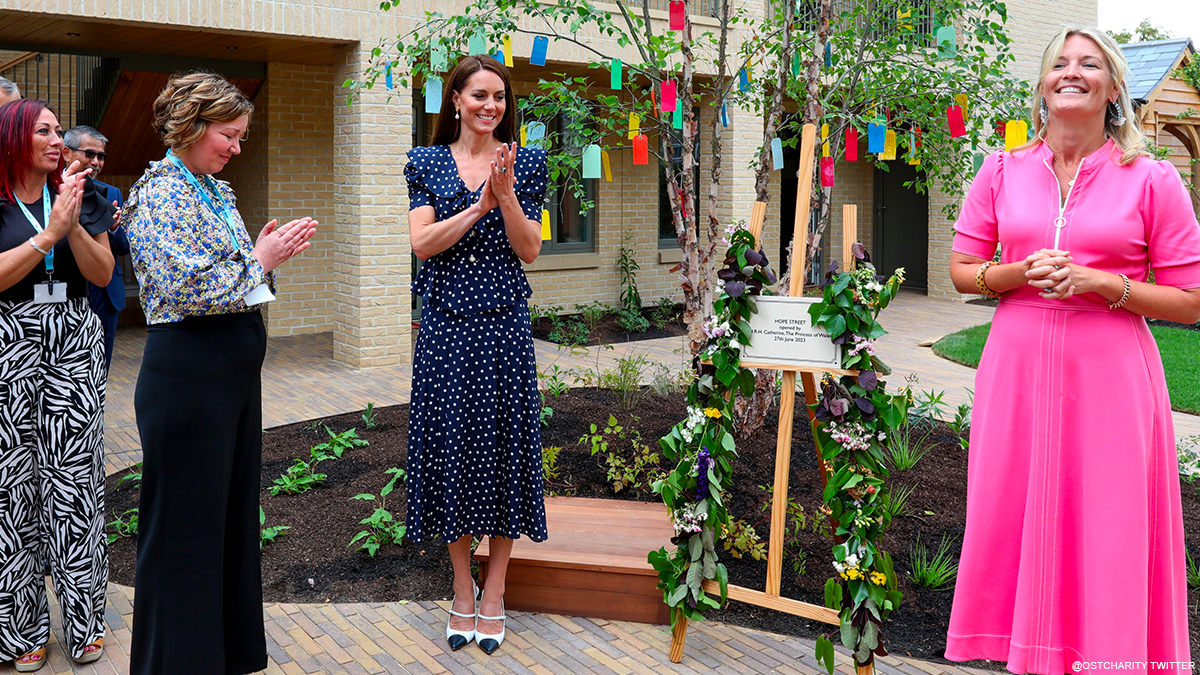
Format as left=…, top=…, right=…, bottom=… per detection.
left=404, top=55, right=548, bottom=656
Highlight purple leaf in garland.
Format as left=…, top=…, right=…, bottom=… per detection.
left=857, top=370, right=878, bottom=390
left=852, top=242, right=869, bottom=261
left=832, top=332, right=851, bottom=345
left=759, top=250, right=770, bottom=266
left=766, top=270, right=777, bottom=284
left=718, top=268, right=738, bottom=280
left=741, top=265, right=756, bottom=277
left=855, top=397, right=875, bottom=414
left=815, top=405, right=834, bottom=422
left=828, top=398, right=850, bottom=417
left=744, top=249, right=762, bottom=266
left=726, top=281, right=746, bottom=298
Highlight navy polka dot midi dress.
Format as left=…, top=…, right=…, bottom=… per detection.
left=404, top=144, right=549, bottom=544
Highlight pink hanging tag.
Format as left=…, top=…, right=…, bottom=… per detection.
left=947, top=105, right=967, bottom=138
left=820, top=156, right=835, bottom=187
left=661, top=81, right=677, bottom=112
left=669, top=0, right=685, bottom=30
left=845, top=127, right=858, bottom=161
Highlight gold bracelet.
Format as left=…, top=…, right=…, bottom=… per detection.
left=1107, top=273, right=1131, bottom=310
left=975, top=260, right=1001, bottom=298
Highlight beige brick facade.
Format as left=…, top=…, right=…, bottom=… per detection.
left=0, top=0, right=1096, bottom=364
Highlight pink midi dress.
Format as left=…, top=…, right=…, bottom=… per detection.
left=945, top=139, right=1200, bottom=674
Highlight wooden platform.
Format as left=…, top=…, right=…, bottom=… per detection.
left=474, top=497, right=675, bottom=625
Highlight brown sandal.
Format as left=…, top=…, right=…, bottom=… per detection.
left=14, top=646, right=46, bottom=672
left=74, top=638, right=103, bottom=664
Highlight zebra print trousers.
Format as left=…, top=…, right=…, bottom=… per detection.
left=0, top=298, right=107, bottom=661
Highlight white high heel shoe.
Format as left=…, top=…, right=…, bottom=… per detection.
left=476, top=599, right=505, bottom=655
left=445, top=584, right=479, bottom=651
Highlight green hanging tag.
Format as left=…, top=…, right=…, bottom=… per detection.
left=611, top=58, right=622, bottom=89
left=673, top=107, right=683, bottom=130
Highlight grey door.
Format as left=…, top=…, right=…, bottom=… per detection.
left=873, top=161, right=928, bottom=289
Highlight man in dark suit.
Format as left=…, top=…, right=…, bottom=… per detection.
left=65, top=125, right=128, bottom=370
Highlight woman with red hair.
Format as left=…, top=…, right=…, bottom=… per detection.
left=0, top=99, right=116, bottom=671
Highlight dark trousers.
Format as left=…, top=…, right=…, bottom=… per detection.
left=130, top=311, right=268, bottom=675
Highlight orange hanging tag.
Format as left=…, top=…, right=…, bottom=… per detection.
left=633, top=134, right=649, bottom=165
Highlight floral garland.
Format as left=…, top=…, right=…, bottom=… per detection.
left=649, top=220, right=776, bottom=624
left=808, top=247, right=908, bottom=672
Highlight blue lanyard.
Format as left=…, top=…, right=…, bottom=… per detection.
left=165, top=151, right=246, bottom=254
left=16, top=184, right=53, bottom=275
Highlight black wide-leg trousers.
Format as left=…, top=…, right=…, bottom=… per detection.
left=130, top=311, right=267, bottom=675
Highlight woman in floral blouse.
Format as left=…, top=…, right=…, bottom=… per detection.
left=123, top=71, right=316, bottom=675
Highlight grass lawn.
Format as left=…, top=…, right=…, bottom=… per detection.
left=931, top=322, right=1200, bottom=415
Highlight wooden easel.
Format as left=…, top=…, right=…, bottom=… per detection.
left=668, top=123, right=871, bottom=675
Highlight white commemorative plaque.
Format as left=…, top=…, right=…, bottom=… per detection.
left=741, top=296, right=842, bottom=370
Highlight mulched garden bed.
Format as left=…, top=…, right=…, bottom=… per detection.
left=105, top=387, right=1200, bottom=664
left=530, top=303, right=686, bottom=346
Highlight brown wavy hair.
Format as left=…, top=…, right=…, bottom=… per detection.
left=430, top=55, right=516, bottom=145
left=152, top=71, right=254, bottom=154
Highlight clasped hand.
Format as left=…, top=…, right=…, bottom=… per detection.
left=1024, top=249, right=1081, bottom=299
left=474, top=143, right=520, bottom=215
left=252, top=217, right=318, bottom=272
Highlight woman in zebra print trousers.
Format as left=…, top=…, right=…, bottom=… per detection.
left=0, top=99, right=117, bottom=671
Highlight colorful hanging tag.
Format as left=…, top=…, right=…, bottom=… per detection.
left=738, top=68, right=750, bottom=92
left=771, top=137, right=784, bottom=171
left=385, top=64, right=393, bottom=90
left=845, top=127, right=859, bottom=161
left=720, top=102, right=729, bottom=128
left=867, top=122, right=885, bottom=153
left=792, top=52, right=801, bottom=78
left=669, top=0, right=685, bottom=30
left=602, top=150, right=612, bottom=182
left=820, top=156, right=835, bottom=186
left=824, top=42, right=832, bottom=67
left=531, top=36, right=548, bottom=66
left=520, top=125, right=528, bottom=147
left=1004, top=120, right=1027, bottom=151
left=629, top=112, right=640, bottom=139
left=661, top=81, right=677, bottom=112
left=469, top=31, right=487, bottom=55
left=526, top=121, right=546, bottom=145
left=611, top=59, right=622, bottom=89
left=994, top=118, right=1006, bottom=137
left=973, top=152, right=985, bottom=174
left=936, top=26, right=957, bottom=59
left=431, top=42, right=448, bottom=72
left=541, top=209, right=552, bottom=240
left=492, top=47, right=504, bottom=63
left=907, top=131, right=920, bottom=165
left=672, top=107, right=683, bottom=130
left=424, top=77, right=443, bottom=114
left=883, top=130, right=897, bottom=160
left=582, top=144, right=602, bottom=179
left=821, top=123, right=830, bottom=157
left=632, top=134, right=649, bottom=165
left=955, top=93, right=969, bottom=118
left=947, top=105, right=967, bottom=137
left=897, top=8, right=912, bottom=31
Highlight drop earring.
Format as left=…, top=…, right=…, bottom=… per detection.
left=455, top=108, right=460, bottom=120
left=1107, top=100, right=1126, bottom=127
left=1039, top=97, right=1049, bottom=125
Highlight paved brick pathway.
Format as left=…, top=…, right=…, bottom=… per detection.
left=20, top=290, right=1192, bottom=674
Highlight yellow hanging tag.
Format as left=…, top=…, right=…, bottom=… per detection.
left=955, top=93, right=969, bottom=119
left=1004, top=120, right=1027, bottom=151
left=897, top=7, right=912, bottom=31
left=602, top=150, right=612, bottom=182
left=629, top=112, right=640, bottom=139
left=520, top=125, right=527, bottom=147
left=541, top=209, right=551, bottom=240
left=821, top=123, right=830, bottom=157
left=503, top=35, right=514, bottom=67
left=883, top=130, right=897, bottom=160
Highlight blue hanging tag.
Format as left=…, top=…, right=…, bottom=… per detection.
left=738, top=68, right=750, bottom=92
left=771, top=137, right=784, bottom=170
left=531, top=36, right=549, bottom=66
left=824, top=42, right=832, bottom=67
left=492, top=48, right=504, bottom=63
left=721, top=102, right=729, bottom=128
left=526, top=121, right=547, bottom=145
left=425, top=77, right=443, bottom=114
left=867, top=122, right=885, bottom=153
left=385, top=64, right=393, bottom=90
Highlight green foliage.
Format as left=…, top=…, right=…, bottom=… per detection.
left=314, top=426, right=369, bottom=459
left=719, top=518, right=766, bottom=561
left=878, top=483, right=916, bottom=524
left=580, top=414, right=661, bottom=493
left=539, top=364, right=571, bottom=398
left=618, top=233, right=642, bottom=313
left=950, top=391, right=972, bottom=450
left=1187, top=549, right=1200, bottom=590
left=597, top=352, right=651, bottom=411
left=548, top=312, right=590, bottom=346
left=651, top=296, right=679, bottom=329
left=107, top=508, right=139, bottom=544
left=349, top=468, right=408, bottom=557
left=907, top=534, right=960, bottom=590
left=908, top=387, right=949, bottom=429
left=271, top=457, right=328, bottom=496
left=539, top=390, right=554, bottom=428
left=886, top=426, right=932, bottom=471
left=759, top=483, right=815, bottom=574
left=649, top=363, right=689, bottom=398
left=117, top=462, right=143, bottom=490
left=362, top=402, right=378, bottom=429
left=1179, top=435, right=1200, bottom=484
left=616, top=306, right=650, bottom=334
left=259, top=507, right=291, bottom=549
left=1108, top=19, right=1172, bottom=44
left=575, top=301, right=610, bottom=335
left=542, top=445, right=561, bottom=482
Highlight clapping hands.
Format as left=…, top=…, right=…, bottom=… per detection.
left=252, top=217, right=318, bottom=272
left=475, top=143, right=519, bottom=215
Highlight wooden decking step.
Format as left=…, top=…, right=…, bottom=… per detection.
left=475, top=496, right=675, bottom=625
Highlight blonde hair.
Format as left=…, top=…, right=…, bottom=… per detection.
left=152, top=71, right=254, bottom=153
left=1020, top=26, right=1148, bottom=166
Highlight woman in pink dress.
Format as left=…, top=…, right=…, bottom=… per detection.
left=945, top=27, right=1200, bottom=674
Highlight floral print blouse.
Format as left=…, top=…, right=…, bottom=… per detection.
left=125, top=158, right=274, bottom=324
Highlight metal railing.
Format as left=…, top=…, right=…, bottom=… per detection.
left=0, top=52, right=120, bottom=128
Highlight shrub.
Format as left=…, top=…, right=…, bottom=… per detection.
left=579, top=414, right=661, bottom=493
left=908, top=534, right=959, bottom=590
left=617, top=306, right=650, bottom=334
left=349, top=468, right=408, bottom=556
left=598, top=352, right=651, bottom=411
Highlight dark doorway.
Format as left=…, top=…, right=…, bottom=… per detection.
left=873, top=161, right=928, bottom=289
left=776, top=126, right=823, bottom=286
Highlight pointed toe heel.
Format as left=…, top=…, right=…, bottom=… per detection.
left=475, top=600, right=505, bottom=656
left=444, top=583, right=479, bottom=651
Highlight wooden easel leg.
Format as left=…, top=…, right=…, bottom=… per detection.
left=668, top=612, right=689, bottom=663
left=765, top=370, right=798, bottom=597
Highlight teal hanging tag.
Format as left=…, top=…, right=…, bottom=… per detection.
left=721, top=102, right=729, bottom=128
left=672, top=107, right=682, bottom=130
left=771, top=137, right=784, bottom=170
left=582, top=144, right=602, bottom=179
left=937, top=26, right=957, bottom=60
left=526, top=121, right=547, bottom=146
left=611, top=58, right=622, bottom=89
left=469, top=31, right=487, bottom=55
left=385, top=64, right=393, bottom=90
left=431, top=42, right=448, bottom=72
left=424, top=77, right=443, bottom=114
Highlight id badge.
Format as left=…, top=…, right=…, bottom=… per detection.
left=32, top=282, right=67, bottom=304
left=243, top=283, right=276, bottom=306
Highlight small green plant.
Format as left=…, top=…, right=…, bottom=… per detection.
left=259, top=507, right=291, bottom=548
left=107, top=508, right=139, bottom=544
left=649, top=363, right=685, bottom=397
left=270, top=452, right=329, bottom=496
left=576, top=301, right=609, bottom=335
left=879, top=483, right=917, bottom=524
left=651, top=296, right=678, bottom=329
left=617, top=306, right=650, bottom=334
left=950, top=390, right=972, bottom=450
left=887, top=426, right=932, bottom=471
left=362, top=402, right=378, bottom=429
left=314, top=426, right=369, bottom=459
left=598, top=352, right=651, bottom=411
left=539, top=364, right=570, bottom=398
left=908, top=534, right=960, bottom=590
left=548, top=314, right=589, bottom=346
left=117, top=462, right=143, bottom=490
left=579, top=414, right=661, bottom=493
left=758, top=484, right=813, bottom=573
left=539, top=390, right=554, bottom=428
left=349, top=468, right=408, bottom=557
left=1187, top=549, right=1200, bottom=590
left=618, top=232, right=641, bottom=312
left=542, top=445, right=561, bottom=482
left=720, top=517, right=767, bottom=561
left=909, top=388, right=949, bottom=429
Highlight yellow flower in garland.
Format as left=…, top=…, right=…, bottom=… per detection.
left=870, top=571, right=887, bottom=586
left=704, top=408, right=722, bottom=419
left=840, top=568, right=864, bottom=581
